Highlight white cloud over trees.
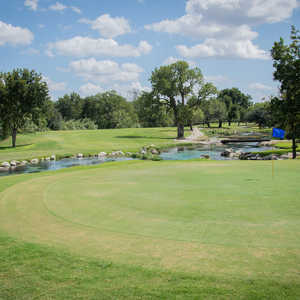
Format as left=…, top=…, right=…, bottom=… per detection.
left=0, top=21, right=33, bottom=46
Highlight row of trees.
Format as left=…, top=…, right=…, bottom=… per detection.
left=0, top=26, right=299, bottom=155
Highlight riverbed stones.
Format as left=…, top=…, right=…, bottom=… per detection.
left=50, top=155, right=56, bottom=161
left=77, top=153, right=83, bottom=158
left=98, top=152, right=107, bottom=158
left=1, top=162, right=10, bottom=168
left=30, top=158, right=39, bottom=164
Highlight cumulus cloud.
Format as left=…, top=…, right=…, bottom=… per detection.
left=163, top=56, right=196, bottom=67
left=49, top=2, right=67, bottom=11
left=24, top=0, right=38, bottom=11
left=176, top=38, right=269, bottom=59
left=0, top=21, right=33, bottom=46
left=111, top=82, right=151, bottom=100
left=146, top=0, right=298, bottom=60
left=79, top=14, right=131, bottom=38
left=46, top=36, right=152, bottom=57
left=79, top=83, right=103, bottom=96
left=43, top=76, right=67, bottom=92
left=69, top=58, right=144, bottom=84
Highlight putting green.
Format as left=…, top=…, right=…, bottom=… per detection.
left=1, top=160, right=300, bottom=279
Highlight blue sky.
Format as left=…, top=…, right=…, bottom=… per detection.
left=1, top=0, right=300, bottom=101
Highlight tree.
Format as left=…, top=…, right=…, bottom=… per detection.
left=133, top=92, right=174, bottom=127
left=55, top=92, right=83, bottom=121
left=245, top=102, right=272, bottom=128
left=271, top=26, right=300, bottom=159
left=81, top=91, right=138, bottom=129
left=150, top=61, right=216, bottom=138
left=210, top=98, right=227, bottom=128
left=218, top=88, right=252, bottom=126
left=0, top=69, right=49, bottom=147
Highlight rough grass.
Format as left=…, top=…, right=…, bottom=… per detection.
left=0, top=127, right=191, bottom=162
left=1, top=160, right=300, bottom=299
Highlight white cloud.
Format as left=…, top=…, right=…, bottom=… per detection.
left=79, top=83, right=103, bottom=96
left=49, top=2, right=67, bottom=11
left=176, top=38, right=269, bottom=59
left=69, top=58, right=144, bottom=84
left=71, top=6, right=81, bottom=14
left=146, top=0, right=298, bottom=60
left=79, top=14, right=131, bottom=38
left=0, top=21, right=33, bottom=46
left=43, top=76, right=67, bottom=92
left=112, top=82, right=151, bottom=100
left=46, top=36, right=152, bottom=57
left=249, top=82, right=274, bottom=91
left=163, top=56, right=196, bottom=67
left=24, top=0, right=38, bottom=11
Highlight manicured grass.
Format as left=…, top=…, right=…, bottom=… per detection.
left=1, top=159, right=300, bottom=299
left=0, top=127, right=192, bottom=162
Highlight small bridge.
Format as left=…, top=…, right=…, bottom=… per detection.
left=221, top=138, right=271, bottom=144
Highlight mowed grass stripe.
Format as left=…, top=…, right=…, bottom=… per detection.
left=0, top=160, right=300, bottom=282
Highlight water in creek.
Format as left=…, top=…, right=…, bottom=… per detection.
left=160, top=142, right=271, bottom=161
left=0, top=157, right=133, bottom=177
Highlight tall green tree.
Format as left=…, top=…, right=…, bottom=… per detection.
left=133, top=92, right=174, bottom=127
left=55, top=92, right=83, bottom=121
left=150, top=61, right=216, bottom=138
left=218, top=88, right=252, bottom=126
left=0, top=69, right=49, bottom=147
left=271, top=25, right=300, bottom=159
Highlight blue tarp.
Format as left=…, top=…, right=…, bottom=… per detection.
left=272, top=128, right=285, bottom=139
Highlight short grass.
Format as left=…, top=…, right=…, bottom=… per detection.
left=0, top=127, right=191, bottom=162
left=1, top=159, right=300, bottom=299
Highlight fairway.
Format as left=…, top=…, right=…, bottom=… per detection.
left=1, top=160, right=300, bottom=281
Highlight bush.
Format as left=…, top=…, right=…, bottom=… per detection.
left=60, top=119, right=98, bottom=130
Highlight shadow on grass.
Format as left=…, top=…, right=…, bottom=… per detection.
left=0, top=144, right=32, bottom=150
left=115, top=135, right=174, bottom=140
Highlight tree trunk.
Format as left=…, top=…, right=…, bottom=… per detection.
left=11, top=128, right=17, bottom=148
left=219, top=121, right=222, bottom=128
left=228, top=121, right=231, bottom=126
left=189, top=123, right=193, bottom=131
left=177, top=123, right=184, bottom=139
left=206, top=122, right=210, bottom=128
left=292, top=137, right=297, bottom=159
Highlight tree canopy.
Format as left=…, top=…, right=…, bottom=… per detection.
left=0, top=69, right=49, bottom=147
left=271, top=25, right=300, bottom=158
left=150, top=61, right=217, bottom=138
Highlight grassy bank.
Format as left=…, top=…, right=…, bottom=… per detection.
left=0, top=127, right=193, bottom=162
left=1, top=159, right=300, bottom=299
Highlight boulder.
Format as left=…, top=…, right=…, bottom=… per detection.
left=98, top=152, right=107, bottom=157
left=1, top=162, right=10, bottom=168
left=77, top=153, right=83, bottom=158
left=22, top=161, right=28, bottom=165
left=50, top=155, right=56, bottom=161
left=10, top=161, right=17, bottom=167
left=151, top=148, right=159, bottom=155
left=45, top=157, right=51, bottom=161
left=201, top=155, right=210, bottom=159
left=221, top=148, right=234, bottom=157
left=30, top=158, right=39, bottom=164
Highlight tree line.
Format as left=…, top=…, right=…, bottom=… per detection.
left=0, top=26, right=299, bottom=155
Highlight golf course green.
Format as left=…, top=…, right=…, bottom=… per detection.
left=1, top=155, right=300, bottom=299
